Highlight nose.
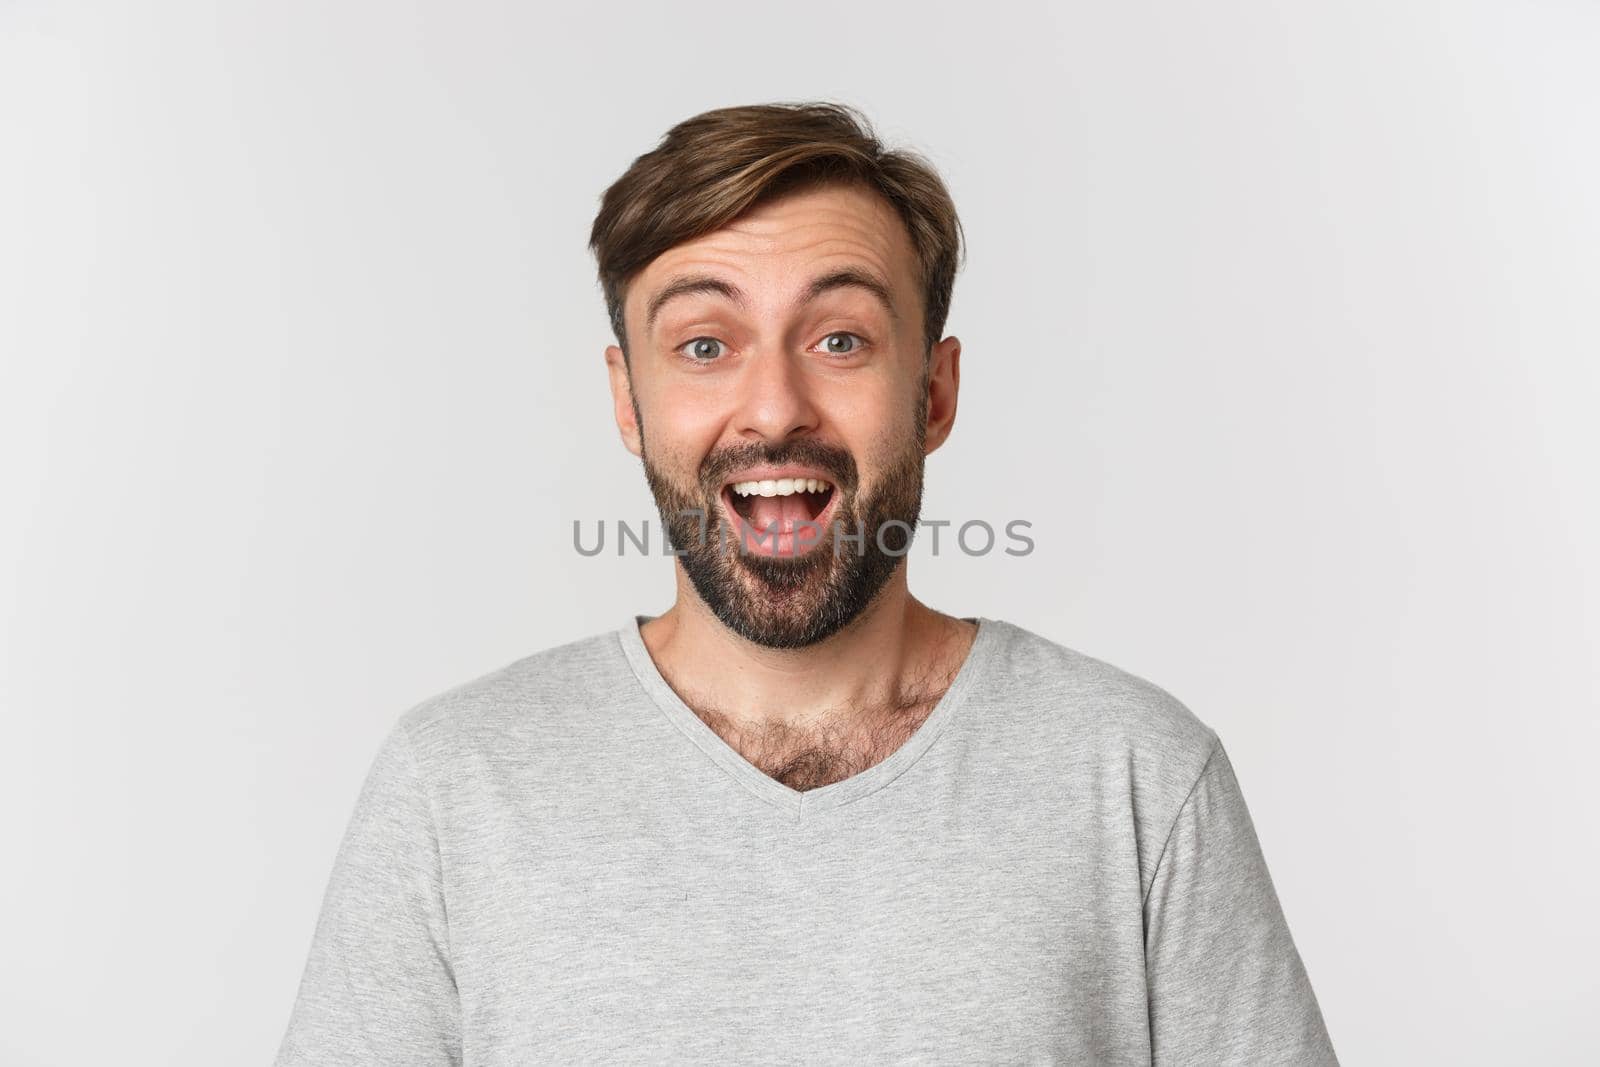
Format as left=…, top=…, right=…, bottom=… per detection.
left=732, top=345, right=821, bottom=444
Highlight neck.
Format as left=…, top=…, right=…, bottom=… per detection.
left=639, top=566, right=974, bottom=734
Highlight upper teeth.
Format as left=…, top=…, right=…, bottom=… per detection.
left=731, top=478, right=831, bottom=497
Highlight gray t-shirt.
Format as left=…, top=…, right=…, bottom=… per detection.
left=274, top=616, right=1338, bottom=1065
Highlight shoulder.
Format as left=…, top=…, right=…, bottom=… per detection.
left=387, top=625, right=637, bottom=774
left=978, top=617, right=1221, bottom=793
left=978, top=618, right=1226, bottom=889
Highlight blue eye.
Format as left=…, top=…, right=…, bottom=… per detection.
left=819, top=332, right=864, bottom=355
left=679, top=337, right=725, bottom=361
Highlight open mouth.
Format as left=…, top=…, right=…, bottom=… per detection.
left=720, top=477, right=839, bottom=558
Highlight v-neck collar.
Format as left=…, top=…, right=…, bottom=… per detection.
left=616, top=613, right=1002, bottom=819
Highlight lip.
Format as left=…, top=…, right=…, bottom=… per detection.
left=719, top=478, right=843, bottom=560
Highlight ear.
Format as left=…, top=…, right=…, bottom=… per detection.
left=605, top=344, right=643, bottom=458
left=922, top=334, right=961, bottom=455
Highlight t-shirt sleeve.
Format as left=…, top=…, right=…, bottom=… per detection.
left=273, top=721, right=462, bottom=1066
left=1143, top=737, right=1338, bottom=1065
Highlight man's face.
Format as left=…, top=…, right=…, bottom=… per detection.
left=605, top=180, right=960, bottom=649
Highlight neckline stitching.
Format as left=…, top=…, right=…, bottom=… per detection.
left=615, top=624, right=800, bottom=811
left=615, top=615, right=1004, bottom=817
left=801, top=620, right=1002, bottom=814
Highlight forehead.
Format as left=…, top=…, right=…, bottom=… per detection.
left=627, top=181, right=920, bottom=329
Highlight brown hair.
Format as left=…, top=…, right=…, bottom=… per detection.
left=588, top=101, right=965, bottom=367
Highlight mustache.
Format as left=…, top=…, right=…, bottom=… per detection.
left=697, top=440, right=858, bottom=494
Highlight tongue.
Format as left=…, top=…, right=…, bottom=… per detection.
left=747, top=493, right=812, bottom=532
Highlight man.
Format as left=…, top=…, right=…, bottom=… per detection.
left=274, top=102, right=1338, bottom=1064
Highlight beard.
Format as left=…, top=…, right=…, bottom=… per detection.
left=638, top=408, right=928, bottom=650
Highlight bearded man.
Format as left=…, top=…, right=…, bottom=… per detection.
left=274, top=101, right=1338, bottom=1065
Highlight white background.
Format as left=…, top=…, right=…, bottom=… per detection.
left=3, top=1, right=1597, bottom=1063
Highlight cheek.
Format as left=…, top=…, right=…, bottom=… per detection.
left=636, top=395, right=727, bottom=486
left=819, top=376, right=920, bottom=452
left=637, top=378, right=723, bottom=444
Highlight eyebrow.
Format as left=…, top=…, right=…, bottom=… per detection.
left=642, top=267, right=900, bottom=337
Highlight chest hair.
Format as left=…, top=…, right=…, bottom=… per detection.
left=684, top=667, right=958, bottom=793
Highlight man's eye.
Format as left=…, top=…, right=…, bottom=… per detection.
left=678, top=337, right=726, bottom=361
left=818, top=332, right=865, bottom=355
